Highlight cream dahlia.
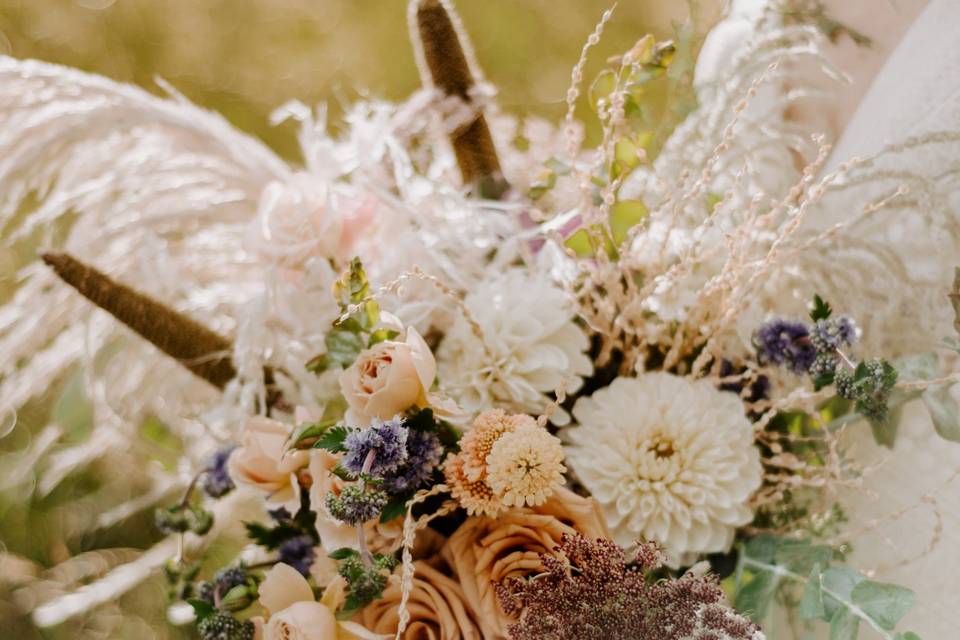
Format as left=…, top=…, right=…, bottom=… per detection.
left=564, top=373, right=762, bottom=560
left=436, top=269, right=592, bottom=425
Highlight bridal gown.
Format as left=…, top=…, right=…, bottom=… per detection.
left=824, top=1, right=960, bottom=637
left=701, top=0, right=960, bottom=637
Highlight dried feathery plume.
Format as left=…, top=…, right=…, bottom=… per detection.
left=412, top=0, right=508, bottom=197
left=41, top=251, right=237, bottom=390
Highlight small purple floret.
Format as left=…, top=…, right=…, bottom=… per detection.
left=753, top=318, right=817, bottom=373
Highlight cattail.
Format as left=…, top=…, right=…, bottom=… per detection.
left=41, top=252, right=238, bottom=390
left=413, top=0, right=508, bottom=198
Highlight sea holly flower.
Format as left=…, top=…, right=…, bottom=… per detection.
left=810, top=316, right=858, bottom=351
left=201, top=446, right=236, bottom=499
left=197, top=612, right=255, bottom=640
left=326, top=485, right=389, bottom=526
left=342, top=417, right=409, bottom=477
left=380, top=428, right=443, bottom=494
left=277, top=536, right=317, bottom=577
left=752, top=318, right=817, bottom=373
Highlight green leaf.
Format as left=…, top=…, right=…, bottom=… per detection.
left=870, top=417, right=900, bottom=448
left=851, top=579, right=915, bottom=631
left=705, top=192, right=723, bottom=213
left=612, top=138, right=642, bottom=179
left=589, top=69, right=618, bottom=111
left=922, top=383, right=960, bottom=442
left=290, top=419, right=338, bottom=447
left=379, top=494, right=412, bottom=523
left=314, top=425, right=350, bottom=453
left=323, top=330, right=365, bottom=371
left=774, top=540, right=833, bottom=575
left=829, top=607, right=860, bottom=640
left=219, top=584, right=254, bottom=611
left=799, top=564, right=826, bottom=620
left=821, top=566, right=864, bottom=619
left=609, top=199, right=649, bottom=247
left=186, top=598, right=215, bottom=622
left=894, top=633, right=924, bottom=640
left=810, top=294, right=833, bottom=322
left=244, top=521, right=304, bottom=550
left=368, top=328, right=399, bottom=347
left=814, top=372, right=836, bottom=391
left=734, top=570, right=779, bottom=622
left=942, top=336, right=960, bottom=354
left=404, top=408, right=437, bottom=432
left=328, top=547, right=359, bottom=561
left=564, top=228, right=597, bottom=258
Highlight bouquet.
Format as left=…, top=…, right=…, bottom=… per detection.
left=3, top=1, right=959, bottom=639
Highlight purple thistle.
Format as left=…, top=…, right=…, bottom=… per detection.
left=381, top=429, right=443, bottom=494
left=342, top=417, right=409, bottom=477
left=753, top=318, right=817, bottom=374
left=278, top=535, right=316, bottom=577
left=201, top=446, right=236, bottom=498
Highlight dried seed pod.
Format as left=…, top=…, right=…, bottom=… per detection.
left=42, top=251, right=237, bottom=389
left=413, top=0, right=508, bottom=198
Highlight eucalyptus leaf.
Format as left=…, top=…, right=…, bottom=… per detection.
left=734, top=570, right=779, bottom=622
left=820, top=566, right=864, bottom=620
left=850, top=580, right=915, bottom=631
left=798, top=564, right=826, bottom=620
left=921, top=383, right=960, bottom=442
left=829, top=607, right=860, bottom=640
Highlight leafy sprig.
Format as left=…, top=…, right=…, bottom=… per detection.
left=734, top=536, right=921, bottom=640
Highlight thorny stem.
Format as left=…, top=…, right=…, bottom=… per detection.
left=357, top=449, right=377, bottom=566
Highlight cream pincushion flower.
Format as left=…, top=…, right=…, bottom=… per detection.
left=486, top=424, right=566, bottom=508
left=564, top=373, right=762, bottom=560
left=437, top=269, right=592, bottom=425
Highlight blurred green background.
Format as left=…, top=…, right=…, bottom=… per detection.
left=0, top=1, right=718, bottom=638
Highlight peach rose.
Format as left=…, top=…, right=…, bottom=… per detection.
left=443, top=487, right=610, bottom=639
left=255, top=563, right=385, bottom=640
left=229, top=416, right=308, bottom=509
left=360, top=560, right=483, bottom=640
left=339, top=328, right=436, bottom=424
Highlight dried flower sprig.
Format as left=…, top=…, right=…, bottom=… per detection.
left=497, top=534, right=764, bottom=640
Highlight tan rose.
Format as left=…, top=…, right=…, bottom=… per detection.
left=443, top=487, right=609, bottom=639
left=308, top=450, right=402, bottom=554
left=256, top=563, right=385, bottom=640
left=339, top=328, right=436, bottom=424
left=359, top=560, right=483, bottom=640
left=228, top=416, right=308, bottom=508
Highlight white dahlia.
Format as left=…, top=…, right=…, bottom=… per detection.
left=565, top=373, right=762, bottom=560
left=436, top=269, right=592, bottom=425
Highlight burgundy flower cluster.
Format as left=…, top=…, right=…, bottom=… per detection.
left=496, top=534, right=763, bottom=640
